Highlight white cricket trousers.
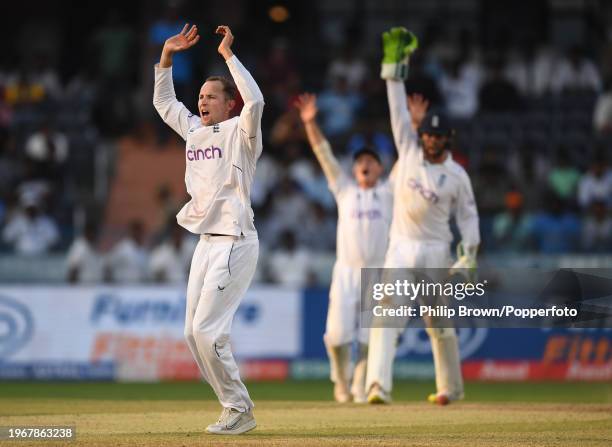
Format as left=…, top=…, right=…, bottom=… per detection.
left=366, top=238, right=464, bottom=398
left=184, top=233, right=258, bottom=412
left=324, top=262, right=369, bottom=348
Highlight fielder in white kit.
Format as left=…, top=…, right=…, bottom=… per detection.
left=295, top=93, right=393, bottom=403
left=153, top=24, right=263, bottom=434
left=367, top=28, right=480, bottom=405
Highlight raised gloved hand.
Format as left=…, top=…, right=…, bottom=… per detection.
left=380, top=27, right=419, bottom=80
left=449, top=242, right=478, bottom=283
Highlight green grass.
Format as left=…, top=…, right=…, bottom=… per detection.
left=1, top=380, right=611, bottom=403
left=1, top=381, right=611, bottom=446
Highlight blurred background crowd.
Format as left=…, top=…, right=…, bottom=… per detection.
left=0, top=0, right=611, bottom=285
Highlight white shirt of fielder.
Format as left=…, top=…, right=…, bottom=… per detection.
left=314, top=141, right=393, bottom=267
left=386, top=80, right=480, bottom=249
left=153, top=56, right=263, bottom=236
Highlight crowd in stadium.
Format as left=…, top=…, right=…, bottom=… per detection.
left=0, top=3, right=611, bottom=284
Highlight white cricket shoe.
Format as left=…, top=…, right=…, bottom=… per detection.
left=334, top=381, right=351, bottom=403
left=367, top=383, right=391, bottom=404
left=206, top=407, right=257, bottom=435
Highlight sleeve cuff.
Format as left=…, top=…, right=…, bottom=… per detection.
left=154, top=63, right=172, bottom=72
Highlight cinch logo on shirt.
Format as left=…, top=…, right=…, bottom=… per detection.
left=187, top=145, right=223, bottom=161
left=351, top=209, right=383, bottom=220
left=408, top=178, right=440, bottom=203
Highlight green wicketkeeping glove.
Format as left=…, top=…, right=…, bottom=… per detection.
left=380, top=27, right=419, bottom=80
left=449, top=242, right=478, bottom=283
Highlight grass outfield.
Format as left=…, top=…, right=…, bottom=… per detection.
left=1, top=381, right=611, bottom=446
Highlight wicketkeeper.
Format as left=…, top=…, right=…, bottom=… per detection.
left=367, top=27, right=480, bottom=405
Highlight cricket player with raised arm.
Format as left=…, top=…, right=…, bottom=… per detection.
left=366, top=27, right=480, bottom=405
left=153, top=24, right=263, bottom=434
left=295, top=93, right=393, bottom=403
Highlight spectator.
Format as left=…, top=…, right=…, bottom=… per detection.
left=550, top=46, right=602, bottom=94
left=507, top=140, right=550, bottom=210
left=404, top=52, right=443, bottom=107
left=577, top=155, right=612, bottom=209
left=30, top=52, right=62, bottom=100
left=581, top=201, right=612, bottom=253
left=317, top=76, right=362, bottom=138
left=472, top=149, right=511, bottom=216
left=269, top=107, right=305, bottom=147
left=0, top=135, right=23, bottom=200
left=151, top=183, right=179, bottom=245
left=3, top=69, right=46, bottom=106
left=267, top=230, right=314, bottom=287
left=259, top=38, right=298, bottom=110
left=479, top=58, right=522, bottom=112
left=148, top=6, right=193, bottom=107
left=438, top=58, right=480, bottom=119
left=547, top=149, right=581, bottom=201
left=24, top=120, right=69, bottom=182
left=92, top=10, right=136, bottom=135
left=107, top=220, right=149, bottom=283
left=299, top=202, right=336, bottom=252
left=530, top=194, right=580, bottom=254
left=504, top=41, right=559, bottom=96
left=492, top=190, right=533, bottom=252
left=92, top=10, right=135, bottom=83
left=251, top=153, right=281, bottom=210
left=2, top=194, right=59, bottom=255
left=593, top=78, right=612, bottom=134
left=149, top=224, right=196, bottom=284
left=327, top=45, right=368, bottom=91
left=262, top=176, right=310, bottom=245
left=66, top=221, right=104, bottom=283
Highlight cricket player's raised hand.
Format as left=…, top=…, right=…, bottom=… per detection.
left=160, top=24, right=200, bottom=67
left=216, top=25, right=234, bottom=60
left=295, top=93, right=318, bottom=124
left=381, top=27, right=418, bottom=80
left=407, top=93, right=429, bottom=130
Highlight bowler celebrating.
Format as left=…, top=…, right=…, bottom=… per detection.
left=367, top=28, right=480, bottom=405
left=295, top=93, right=393, bottom=403
left=154, top=24, right=263, bottom=434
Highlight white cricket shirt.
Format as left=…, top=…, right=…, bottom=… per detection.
left=386, top=80, right=480, bottom=247
left=312, top=140, right=392, bottom=267
left=153, top=56, right=264, bottom=236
